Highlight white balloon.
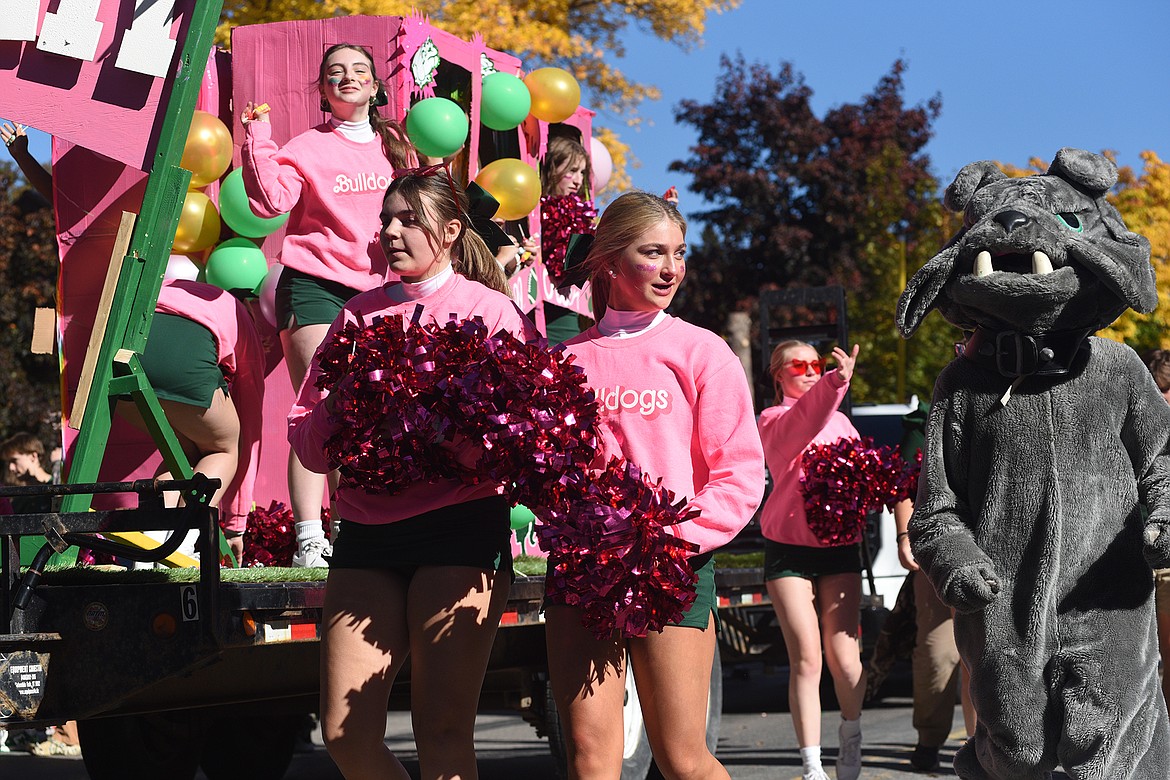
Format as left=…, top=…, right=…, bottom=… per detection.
left=165, top=254, right=200, bottom=281
left=258, top=263, right=284, bottom=327
left=589, top=136, right=613, bottom=193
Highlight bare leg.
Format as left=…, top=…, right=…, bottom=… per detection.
left=629, top=614, right=729, bottom=780
left=319, top=568, right=412, bottom=780
left=283, top=322, right=335, bottom=539
left=767, top=576, right=824, bottom=748
left=545, top=605, right=627, bottom=780
left=408, top=566, right=510, bottom=780
left=818, top=572, right=864, bottom=720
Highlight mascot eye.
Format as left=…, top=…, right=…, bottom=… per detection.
left=1057, top=212, right=1084, bottom=232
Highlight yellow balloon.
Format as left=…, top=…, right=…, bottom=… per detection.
left=181, top=110, right=234, bottom=189
left=172, top=190, right=222, bottom=254
left=474, top=159, right=542, bottom=221
left=523, top=68, right=581, bottom=124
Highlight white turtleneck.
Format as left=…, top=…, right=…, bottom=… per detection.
left=597, top=308, right=669, bottom=339
left=386, top=264, right=454, bottom=303
left=330, top=116, right=376, bottom=143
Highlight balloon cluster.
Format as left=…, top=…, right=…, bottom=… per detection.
left=314, top=313, right=700, bottom=637
left=170, top=109, right=289, bottom=309
left=800, top=437, right=920, bottom=546
left=539, top=194, right=597, bottom=282
left=536, top=458, right=701, bottom=639
left=404, top=66, right=582, bottom=160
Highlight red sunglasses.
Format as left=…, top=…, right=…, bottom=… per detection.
left=783, top=358, right=825, bottom=376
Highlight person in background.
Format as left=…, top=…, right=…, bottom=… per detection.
left=114, top=279, right=266, bottom=563
left=241, top=43, right=416, bottom=567
left=1, top=122, right=52, bottom=202
left=545, top=192, right=765, bottom=779
left=893, top=400, right=976, bottom=772
left=0, top=432, right=82, bottom=757
left=537, top=135, right=594, bottom=345
left=758, top=340, right=865, bottom=780
left=290, top=168, right=530, bottom=779
left=1144, top=349, right=1170, bottom=718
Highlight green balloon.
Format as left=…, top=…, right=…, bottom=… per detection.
left=219, top=168, right=290, bottom=238
left=510, top=504, right=536, bottom=532
left=481, top=72, right=531, bottom=132
left=205, top=237, right=269, bottom=295
left=406, top=97, right=470, bottom=159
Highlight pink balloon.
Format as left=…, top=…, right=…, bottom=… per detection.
left=165, top=254, right=201, bottom=281
left=590, top=136, right=613, bottom=193
left=258, top=263, right=283, bottom=327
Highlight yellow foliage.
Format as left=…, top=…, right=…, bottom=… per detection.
left=1100, top=151, right=1170, bottom=349
left=217, top=1, right=738, bottom=188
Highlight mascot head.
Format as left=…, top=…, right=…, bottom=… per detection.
left=897, top=148, right=1154, bottom=338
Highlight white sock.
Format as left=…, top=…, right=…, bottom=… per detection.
left=296, top=520, right=326, bottom=546
left=800, top=745, right=822, bottom=771
left=840, top=716, right=861, bottom=737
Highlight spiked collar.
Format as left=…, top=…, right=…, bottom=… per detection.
left=962, top=326, right=1091, bottom=379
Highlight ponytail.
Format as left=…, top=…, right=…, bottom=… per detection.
left=454, top=230, right=509, bottom=296
left=370, top=108, right=416, bottom=169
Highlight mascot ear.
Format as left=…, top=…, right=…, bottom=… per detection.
left=943, top=161, right=1007, bottom=211
left=897, top=243, right=959, bottom=337
left=1048, top=147, right=1117, bottom=194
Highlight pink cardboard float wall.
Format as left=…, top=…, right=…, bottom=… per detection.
left=0, top=0, right=198, bottom=172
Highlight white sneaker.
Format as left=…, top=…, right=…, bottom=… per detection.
left=836, top=720, right=862, bottom=780
left=802, top=768, right=830, bottom=780
left=292, top=537, right=332, bottom=568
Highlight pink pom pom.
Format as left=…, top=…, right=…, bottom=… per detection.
left=540, top=194, right=597, bottom=283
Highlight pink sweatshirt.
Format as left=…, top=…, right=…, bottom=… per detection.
left=241, top=122, right=396, bottom=292
left=288, top=273, right=538, bottom=524
left=155, top=280, right=266, bottom=534
left=560, top=317, right=765, bottom=555
left=757, top=369, right=859, bottom=547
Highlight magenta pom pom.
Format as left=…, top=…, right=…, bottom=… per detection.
left=536, top=458, right=700, bottom=639
left=800, top=437, right=919, bottom=546
left=540, top=194, right=597, bottom=283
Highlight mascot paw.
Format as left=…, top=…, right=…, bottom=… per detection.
left=1143, top=523, right=1170, bottom=569
left=943, top=563, right=1001, bottom=614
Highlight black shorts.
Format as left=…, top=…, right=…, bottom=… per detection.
left=140, top=313, right=227, bottom=407
left=274, top=266, right=361, bottom=330
left=329, top=496, right=512, bottom=580
left=764, top=540, right=861, bottom=580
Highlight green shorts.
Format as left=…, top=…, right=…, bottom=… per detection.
left=675, top=552, right=718, bottom=629
left=274, top=266, right=361, bottom=330
left=329, top=496, right=512, bottom=580
left=140, top=313, right=227, bottom=408
left=764, top=539, right=861, bottom=580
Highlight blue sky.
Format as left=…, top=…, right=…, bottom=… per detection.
left=603, top=0, right=1170, bottom=215
left=11, top=0, right=1169, bottom=220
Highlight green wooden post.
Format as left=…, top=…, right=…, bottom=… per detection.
left=61, top=0, right=224, bottom=524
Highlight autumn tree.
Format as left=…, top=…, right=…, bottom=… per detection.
left=216, top=0, right=740, bottom=190
left=0, top=162, right=63, bottom=445
left=669, top=56, right=953, bottom=404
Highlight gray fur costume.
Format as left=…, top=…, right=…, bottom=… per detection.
left=896, top=148, right=1170, bottom=779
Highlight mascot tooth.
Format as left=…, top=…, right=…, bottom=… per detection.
left=896, top=148, right=1170, bottom=779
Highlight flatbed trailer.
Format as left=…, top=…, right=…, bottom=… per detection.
left=1, top=479, right=789, bottom=779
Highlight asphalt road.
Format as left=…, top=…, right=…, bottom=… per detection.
left=1, top=665, right=1069, bottom=779
left=4, top=664, right=1076, bottom=780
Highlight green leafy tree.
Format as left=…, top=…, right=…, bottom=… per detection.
left=0, top=162, right=62, bottom=445
left=669, top=56, right=953, bottom=404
